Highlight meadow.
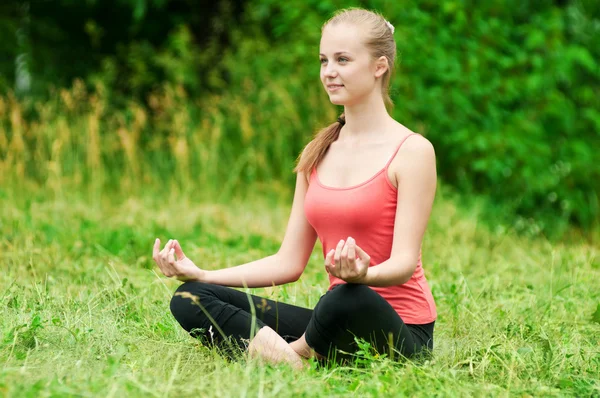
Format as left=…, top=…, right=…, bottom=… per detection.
left=1, top=79, right=599, bottom=396
left=1, top=179, right=599, bottom=396
left=2, top=1, right=599, bottom=395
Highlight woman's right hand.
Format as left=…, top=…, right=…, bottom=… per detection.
left=152, top=238, right=204, bottom=282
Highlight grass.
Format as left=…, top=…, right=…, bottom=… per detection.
left=0, top=78, right=598, bottom=396
left=1, top=182, right=599, bottom=397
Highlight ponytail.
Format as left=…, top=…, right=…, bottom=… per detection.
left=294, top=113, right=345, bottom=175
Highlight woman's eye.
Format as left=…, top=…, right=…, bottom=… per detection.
left=320, top=58, right=327, bottom=65
left=338, top=57, right=348, bottom=63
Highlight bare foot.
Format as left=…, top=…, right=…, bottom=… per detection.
left=289, top=333, right=325, bottom=360
left=248, top=326, right=307, bottom=370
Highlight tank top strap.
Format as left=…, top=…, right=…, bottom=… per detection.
left=384, top=133, right=419, bottom=169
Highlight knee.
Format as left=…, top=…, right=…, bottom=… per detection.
left=170, top=282, right=191, bottom=321
left=331, top=283, right=371, bottom=298
left=169, top=281, right=213, bottom=320
left=316, top=284, right=375, bottom=320
left=330, top=284, right=374, bottom=308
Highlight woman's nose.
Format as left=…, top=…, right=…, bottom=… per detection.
left=323, top=63, right=337, bottom=78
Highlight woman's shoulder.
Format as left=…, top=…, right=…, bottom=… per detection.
left=388, top=123, right=436, bottom=176
left=391, top=122, right=435, bottom=155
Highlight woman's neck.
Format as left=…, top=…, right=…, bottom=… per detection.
left=341, top=93, right=393, bottom=141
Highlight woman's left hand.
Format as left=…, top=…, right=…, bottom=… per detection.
left=325, top=237, right=371, bottom=283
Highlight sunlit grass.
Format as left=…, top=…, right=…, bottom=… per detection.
left=0, top=81, right=335, bottom=197
left=1, top=184, right=598, bottom=396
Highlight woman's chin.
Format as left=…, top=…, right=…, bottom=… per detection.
left=328, top=96, right=347, bottom=106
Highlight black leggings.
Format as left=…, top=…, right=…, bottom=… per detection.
left=170, top=282, right=434, bottom=361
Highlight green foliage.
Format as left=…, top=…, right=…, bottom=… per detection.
left=0, top=0, right=598, bottom=238
left=227, top=0, right=600, bottom=236
left=390, top=0, right=600, bottom=235
left=0, top=0, right=241, bottom=98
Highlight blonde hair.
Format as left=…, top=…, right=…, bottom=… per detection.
left=294, top=7, right=397, bottom=175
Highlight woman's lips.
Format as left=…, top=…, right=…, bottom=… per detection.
left=327, top=85, right=344, bottom=92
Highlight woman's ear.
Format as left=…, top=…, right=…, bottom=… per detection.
left=374, top=56, right=389, bottom=78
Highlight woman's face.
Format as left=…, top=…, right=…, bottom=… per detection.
left=319, top=23, right=384, bottom=106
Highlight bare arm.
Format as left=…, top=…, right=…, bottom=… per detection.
left=363, top=136, right=437, bottom=286
left=154, top=171, right=318, bottom=288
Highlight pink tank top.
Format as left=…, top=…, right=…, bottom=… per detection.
left=304, top=133, right=437, bottom=324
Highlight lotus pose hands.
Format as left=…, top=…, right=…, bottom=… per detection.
left=153, top=238, right=204, bottom=282
left=325, top=237, right=371, bottom=283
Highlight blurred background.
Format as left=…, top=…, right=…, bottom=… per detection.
left=0, top=0, right=598, bottom=240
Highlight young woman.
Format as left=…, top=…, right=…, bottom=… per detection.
left=153, top=8, right=437, bottom=369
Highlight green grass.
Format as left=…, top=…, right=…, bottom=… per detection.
left=1, top=184, right=599, bottom=397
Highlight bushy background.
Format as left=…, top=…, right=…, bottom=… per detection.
left=1, top=0, right=599, bottom=239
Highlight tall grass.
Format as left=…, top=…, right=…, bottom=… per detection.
left=3, top=83, right=598, bottom=242
left=0, top=80, right=336, bottom=200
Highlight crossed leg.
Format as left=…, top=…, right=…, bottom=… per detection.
left=170, top=282, right=433, bottom=368
left=170, top=282, right=313, bottom=368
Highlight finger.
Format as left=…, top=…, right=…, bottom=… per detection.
left=347, top=237, right=356, bottom=266
left=341, top=239, right=349, bottom=259
left=160, top=239, right=174, bottom=259
left=168, top=248, right=176, bottom=266
left=340, top=239, right=350, bottom=272
left=155, top=256, right=171, bottom=277
left=173, top=240, right=186, bottom=260
left=355, top=244, right=371, bottom=263
left=324, top=249, right=335, bottom=273
left=325, top=249, right=334, bottom=266
left=153, top=238, right=161, bottom=262
left=334, top=240, right=345, bottom=268
left=153, top=239, right=170, bottom=275
left=154, top=238, right=170, bottom=273
left=159, top=240, right=174, bottom=274
left=325, top=262, right=337, bottom=277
